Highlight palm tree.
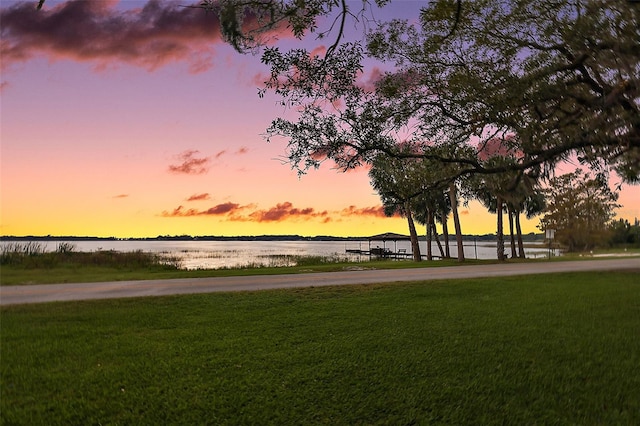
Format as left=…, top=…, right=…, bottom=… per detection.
left=413, top=189, right=450, bottom=260
left=505, top=193, right=546, bottom=258
left=370, top=146, right=469, bottom=262
left=471, top=173, right=508, bottom=261
left=475, top=135, right=527, bottom=260
left=503, top=168, right=546, bottom=258
left=369, top=154, right=423, bottom=261
left=448, top=181, right=466, bottom=262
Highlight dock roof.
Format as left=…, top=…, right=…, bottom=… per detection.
left=367, top=232, right=411, bottom=241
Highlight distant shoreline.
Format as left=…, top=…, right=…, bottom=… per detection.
left=1, top=233, right=546, bottom=242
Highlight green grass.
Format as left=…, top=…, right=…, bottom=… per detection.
left=2, top=271, right=639, bottom=424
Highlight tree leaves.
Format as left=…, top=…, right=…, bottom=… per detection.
left=539, top=170, right=621, bottom=251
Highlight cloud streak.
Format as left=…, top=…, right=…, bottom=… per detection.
left=340, top=205, right=394, bottom=218
left=161, top=202, right=249, bottom=217
left=162, top=200, right=395, bottom=223
left=186, top=193, right=211, bottom=201
left=168, top=150, right=210, bottom=175
left=167, top=147, right=248, bottom=176
left=213, top=147, right=250, bottom=160
left=246, top=202, right=329, bottom=222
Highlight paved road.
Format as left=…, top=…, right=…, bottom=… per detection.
left=1, top=258, right=638, bottom=306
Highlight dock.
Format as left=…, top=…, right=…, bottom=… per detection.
left=346, top=232, right=446, bottom=260
left=346, top=248, right=420, bottom=259
left=345, top=248, right=445, bottom=260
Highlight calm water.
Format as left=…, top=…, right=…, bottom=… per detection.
left=2, top=239, right=552, bottom=270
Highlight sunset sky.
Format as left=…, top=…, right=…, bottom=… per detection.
left=1, top=0, right=638, bottom=238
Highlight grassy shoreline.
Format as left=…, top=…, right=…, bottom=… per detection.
left=3, top=250, right=639, bottom=286
left=0, top=242, right=503, bottom=285
left=0, top=257, right=495, bottom=286
left=2, top=271, right=639, bottom=424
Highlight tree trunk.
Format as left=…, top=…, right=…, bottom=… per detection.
left=449, top=183, right=465, bottom=262
left=431, top=216, right=445, bottom=258
left=442, top=208, right=451, bottom=258
left=497, top=195, right=505, bottom=261
left=515, top=211, right=525, bottom=258
left=406, top=201, right=422, bottom=262
left=508, top=205, right=517, bottom=259
left=426, top=208, right=433, bottom=261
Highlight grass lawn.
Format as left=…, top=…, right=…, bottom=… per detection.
left=1, top=271, right=639, bottom=424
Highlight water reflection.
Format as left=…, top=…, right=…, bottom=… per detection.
left=0, top=240, right=552, bottom=270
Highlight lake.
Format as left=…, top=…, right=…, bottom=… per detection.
left=2, top=239, right=553, bottom=270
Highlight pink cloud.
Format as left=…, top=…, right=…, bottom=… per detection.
left=247, top=202, right=328, bottom=222
left=310, top=45, right=327, bottom=57
left=186, top=193, right=211, bottom=202
left=252, top=71, right=271, bottom=87
left=161, top=200, right=330, bottom=222
left=357, top=67, right=385, bottom=92
left=162, top=201, right=401, bottom=223
left=161, top=202, right=245, bottom=217
left=112, top=194, right=129, bottom=199
left=211, top=147, right=249, bottom=161
left=162, top=206, right=195, bottom=217
left=340, top=205, right=392, bottom=218
left=202, top=202, right=242, bottom=215
left=168, top=150, right=210, bottom=175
